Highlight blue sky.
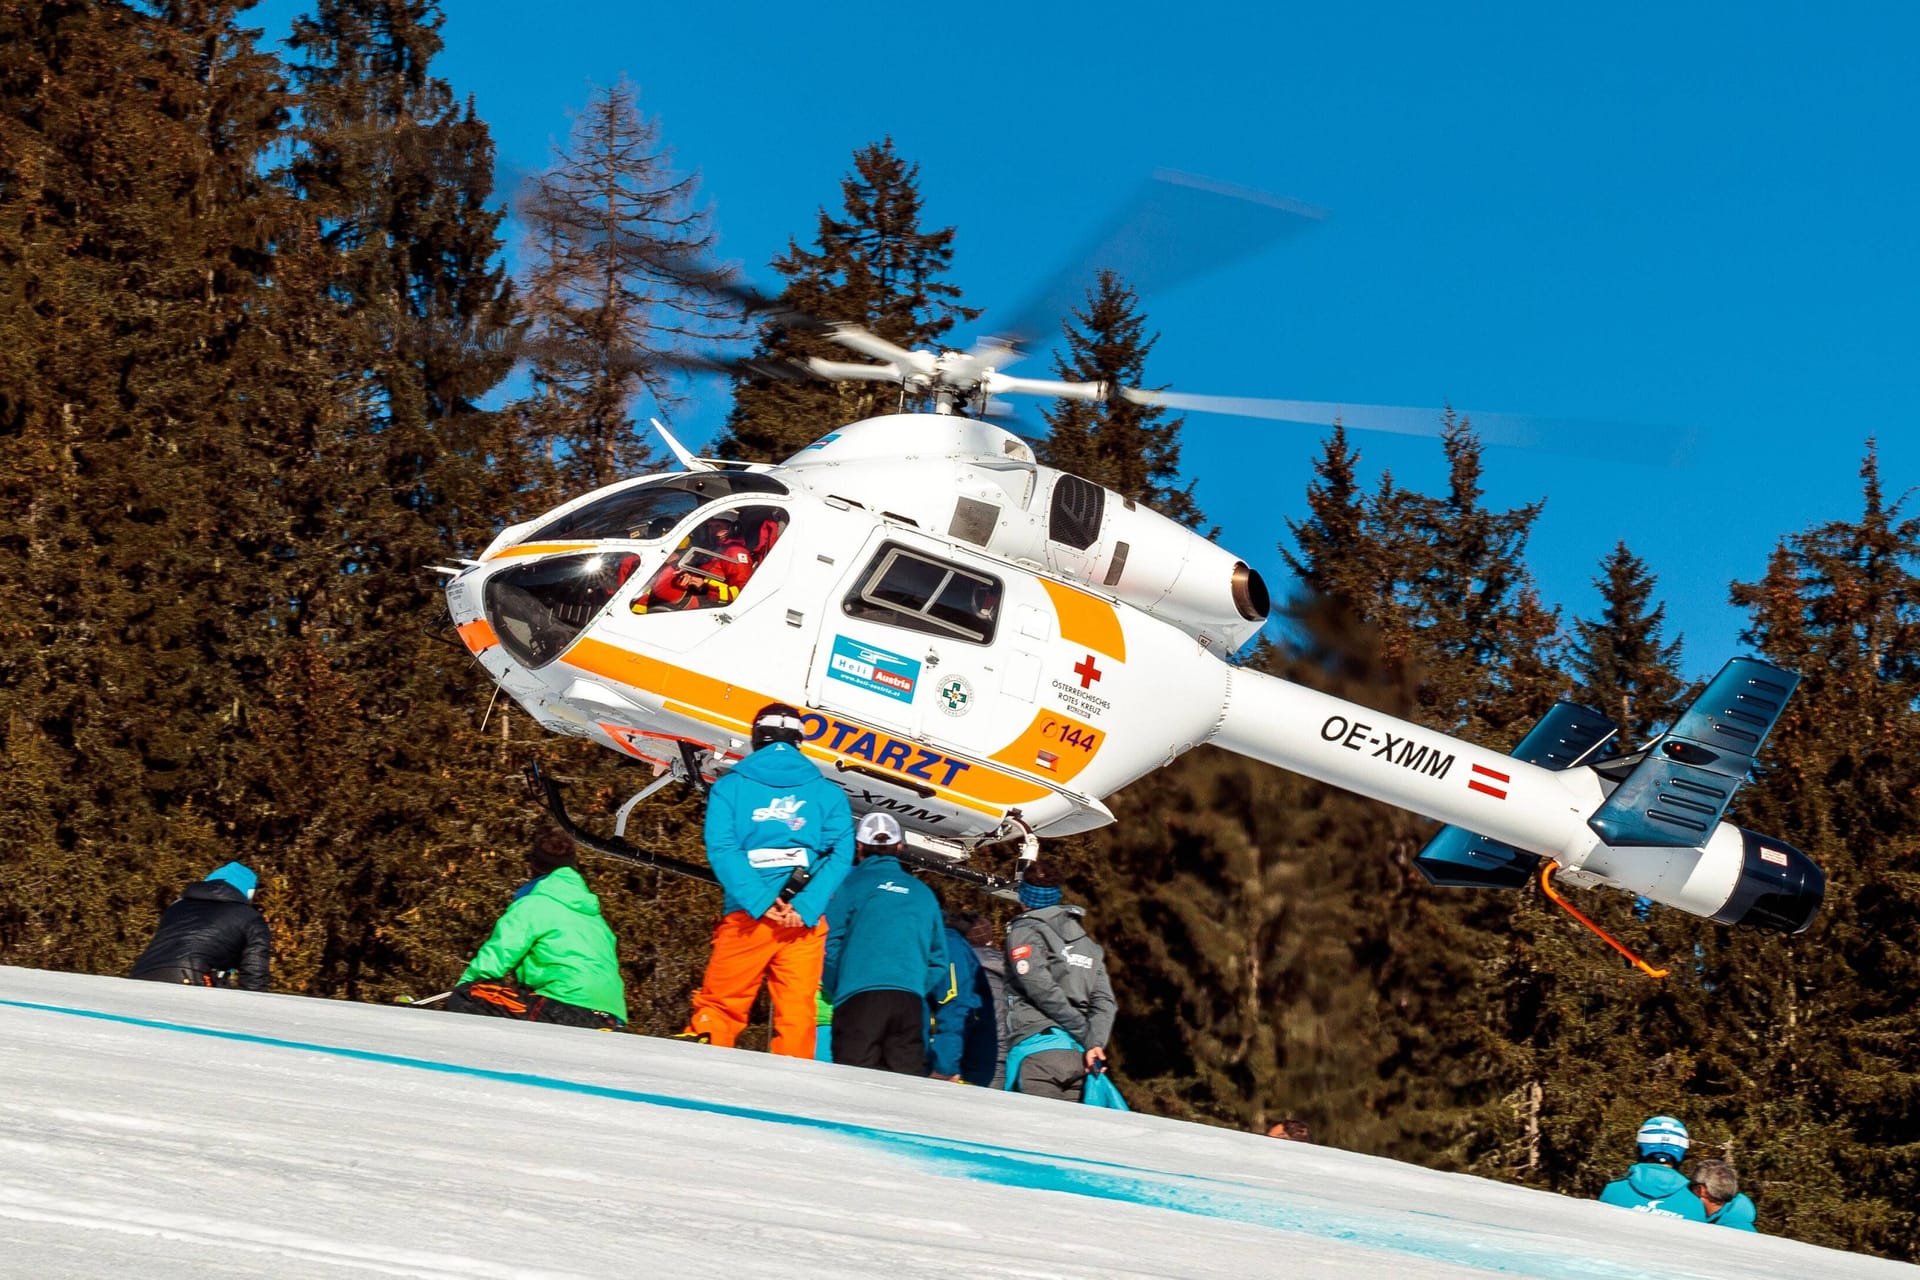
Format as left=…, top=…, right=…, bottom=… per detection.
left=252, top=1, right=1918, bottom=679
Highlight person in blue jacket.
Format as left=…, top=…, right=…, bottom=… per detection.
left=1691, top=1160, right=1758, bottom=1232
left=927, top=913, right=998, bottom=1086
left=679, top=703, right=855, bottom=1057
left=1597, top=1116, right=1708, bottom=1221
left=822, top=812, right=948, bottom=1074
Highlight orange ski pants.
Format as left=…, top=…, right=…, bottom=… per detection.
left=683, top=910, right=828, bottom=1057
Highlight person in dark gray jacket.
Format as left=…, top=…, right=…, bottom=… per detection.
left=129, top=862, right=271, bottom=991
left=1002, top=860, right=1117, bottom=1101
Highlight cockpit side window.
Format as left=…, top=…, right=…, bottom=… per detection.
left=632, top=504, right=789, bottom=616
left=843, top=543, right=999, bottom=644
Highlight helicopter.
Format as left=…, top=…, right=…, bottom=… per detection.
left=440, top=176, right=1825, bottom=944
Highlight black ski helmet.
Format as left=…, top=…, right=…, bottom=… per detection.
left=750, top=702, right=806, bottom=750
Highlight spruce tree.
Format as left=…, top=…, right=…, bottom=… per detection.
left=1283, top=424, right=1367, bottom=607
left=515, top=77, right=730, bottom=505
left=1393, top=415, right=1564, bottom=739
left=1713, top=443, right=1920, bottom=1256
left=0, top=0, right=321, bottom=971
left=272, top=0, right=533, bottom=996
left=715, top=138, right=977, bottom=461
left=1036, top=270, right=1202, bottom=528
left=1569, top=542, right=1686, bottom=745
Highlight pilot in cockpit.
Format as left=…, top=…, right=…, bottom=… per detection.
left=634, top=514, right=756, bottom=614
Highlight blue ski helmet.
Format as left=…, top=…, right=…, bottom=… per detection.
left=1635, top=1115, right=1690, bottom=1165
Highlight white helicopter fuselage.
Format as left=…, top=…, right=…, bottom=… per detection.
left=447, top=415, right=1254, bottom=841
left=444, top=413, right=1820, bottom=932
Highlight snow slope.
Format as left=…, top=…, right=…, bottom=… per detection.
left=0, top=967, right=1907, bottom=1279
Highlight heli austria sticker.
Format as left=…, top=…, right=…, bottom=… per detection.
left=938, top=676, right=974, bottom=716
left=827, top=635, right=921, bottom=704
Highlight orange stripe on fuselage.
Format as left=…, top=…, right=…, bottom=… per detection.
left=560, top=637, right=1051, bottom=812
left=484, top=541, right=599, bottom=561
left=564, top=637, right=771, bottom=732
left=1038, top=578, right=1126, bottom=662
left=457, top=619, right=498, bottom=654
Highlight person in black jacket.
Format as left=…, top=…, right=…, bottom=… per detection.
left=129, top=862, right=271, bottom=991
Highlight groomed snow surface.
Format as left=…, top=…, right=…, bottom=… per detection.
left=0, top=967, right=1908, bottom=1279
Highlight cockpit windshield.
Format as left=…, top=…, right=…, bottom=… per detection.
left=484, top=551, right=647, bottom=669
left=531, top=472, right=790, bottom=543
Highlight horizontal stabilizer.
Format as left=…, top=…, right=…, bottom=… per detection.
left=1508, top=701, right=1621, bottom=771
left=1587, top=657, right=1799, bottom=849
left=1416, top=827, right=1538, bottom=889
left=1417, top=701, right=1620, bottom=889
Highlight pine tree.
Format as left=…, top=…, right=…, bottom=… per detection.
left=1283, top=424, right=1367, bottom=607
left=515, top=77, right=730, bottom=505
left=272, top=0, right=532, bottom=997
left=1712, top=443, right=1920, bottom=1256
left=0, top=0, right=320, bottom=970
left=1568, top=542, right=1686, bottom=745
left=1393, top=415, right=1565, bottom=739
left=1036, top=270, right=1201, bottom=528
left=715, top=139, right=978, bottom=461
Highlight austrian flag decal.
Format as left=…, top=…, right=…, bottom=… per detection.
left=1468, top=763, right=1510, bottom=800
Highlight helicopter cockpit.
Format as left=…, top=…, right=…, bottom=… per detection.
left=481, top=474, right=792, bottom=670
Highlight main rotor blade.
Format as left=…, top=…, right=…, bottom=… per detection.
left=806, top=358, right=907, bottom=383
left=823, top=325, right=928, bottom=372
left=993, top=171, right=1326, bottom=349
left=1119, top=390, right=1694, bottom=464
left=985, top=374, right=1110, bottom=402
left=512, top=335, right=816, bottom=383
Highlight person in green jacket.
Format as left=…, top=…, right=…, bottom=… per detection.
left=446, top=827, right=628, bottom=1030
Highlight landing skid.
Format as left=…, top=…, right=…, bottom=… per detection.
left=527, top=762, right=719, bottom=884
left=526, top=761, right=1021, bottom=900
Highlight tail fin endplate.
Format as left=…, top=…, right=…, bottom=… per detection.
left=1415, top=701, right=1619, bottom=889
left=1586, top=657, right=1798, bottom=849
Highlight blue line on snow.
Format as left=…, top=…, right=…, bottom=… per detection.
left=4, top=996, right=1640, bottom=1279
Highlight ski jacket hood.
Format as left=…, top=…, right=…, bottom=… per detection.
left=1709, top=1192, right=1757, bottom=1231
left=1596, top=1162, right=1708, bottom=1221
left=730, top=741, right=825, bottom=788
left=703, top=742, right=854, bottom=925
left=182, top=879, right=250, bottom=905
left=1004, top=904, right=1117, bottom=1052
left=459, top=866, right=626, bottom=1021
left=821, top=854, right=947, bottom=1005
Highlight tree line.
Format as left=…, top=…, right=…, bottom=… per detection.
left=1, top=2, right=1915, bottom=1260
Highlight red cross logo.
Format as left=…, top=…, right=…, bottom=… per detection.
left=1073, top=654, right=1103, bottom=689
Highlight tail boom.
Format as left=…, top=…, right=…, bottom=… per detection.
left=1207, top=666, right=1822, bottom=932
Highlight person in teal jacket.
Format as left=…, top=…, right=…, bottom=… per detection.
left=1710, top=1194, right=1758, bottom=1231
left=822, top=813, right=948, bottom=1074
left=1596, top=1116, right=1707, bottom=1221
left=447, top=827, right=627, bottom=1029
left=680, top=703, right=855, bottom=1057
left=1691, top=1160, right=1758, bottom=1232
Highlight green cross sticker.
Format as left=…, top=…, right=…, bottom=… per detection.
left=938, top=676, right=973, bottom=716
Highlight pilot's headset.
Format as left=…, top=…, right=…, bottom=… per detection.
left=750, top=702, right=807, bottom=751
